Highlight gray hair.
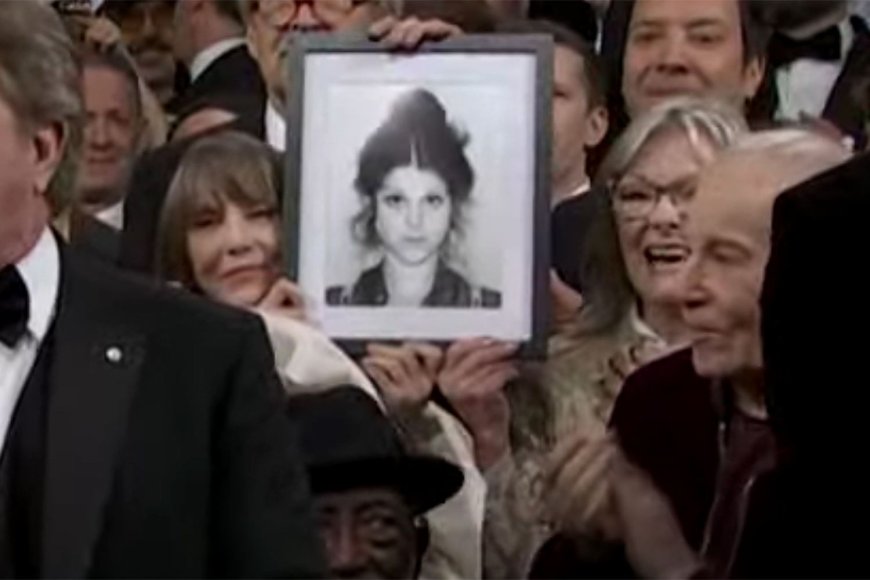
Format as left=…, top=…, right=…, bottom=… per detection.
left=0, top=1, right=84, bottom=216
left=729, top=128, right=851, bottom=177
left=575, top=97, right=748, bottom=337
left=596, top=97, right=748, bottom=186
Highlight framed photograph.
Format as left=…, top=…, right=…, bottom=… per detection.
left=284, top=34, right=552, bottom=357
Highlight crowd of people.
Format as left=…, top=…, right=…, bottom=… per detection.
left=1, top=0, right=869, bottom=577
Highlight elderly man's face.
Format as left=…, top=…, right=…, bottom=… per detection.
left=78, top=65, right=140, bottom=210
left=315, top=487, right=419, bottom=579
left=623, top=0, right=763, bottom=117
left=680, top=153, right=774, bottom=379
left=246, top=0, right=379, bottom=107
left=0, top=93, right=60, bottom=267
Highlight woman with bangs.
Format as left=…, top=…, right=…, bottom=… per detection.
left=156, top=130, right=374, bottom=395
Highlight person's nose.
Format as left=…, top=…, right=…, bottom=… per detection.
left=291, top=1, right=325, bottom=31
left=655, top=31, right=690, bottom=73
left=405, top=201, right=424, bottom=230
left=224, top=211, right=255, bottom=256
left=327, top=521, right=368, bottom=578
left=680, top=255, right=708, bottom=311
left=647, top=193, right=682, bottom=232
left=140, top=12, right=157, bottom=40
left=87, top=117, right=111, bottom=150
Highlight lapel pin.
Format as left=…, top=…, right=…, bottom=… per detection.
left=105, top=346, right=123, bottom=364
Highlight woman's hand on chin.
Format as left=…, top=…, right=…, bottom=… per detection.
left=362, top=342, right=443, bottom=422
left=256, top=278, right=307, bottom=322
left=438, top=338, right=520, bottom=471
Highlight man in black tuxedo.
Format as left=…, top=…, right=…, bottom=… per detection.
left=171, top=0, right=267, bottom=135
left=0, top=3, right=324, bottom=577
left=756, top=0, right=870, bottom=150
left=747, top=152, right=870, bottom=577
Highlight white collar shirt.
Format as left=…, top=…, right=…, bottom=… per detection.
left=0, top=227, right=60, bottom=455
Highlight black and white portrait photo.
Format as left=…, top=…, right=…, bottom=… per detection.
left=286, top=35, right=552, bottom=352
left=325, top=87, right=502, bottom=310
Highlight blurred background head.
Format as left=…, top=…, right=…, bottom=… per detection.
left=102, top=0, right=179, bottom=105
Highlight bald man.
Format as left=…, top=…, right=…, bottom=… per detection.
left=606, top=130, right=850, bottom=579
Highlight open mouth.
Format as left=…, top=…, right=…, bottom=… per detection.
left=643, top=244, right=689, bottom=266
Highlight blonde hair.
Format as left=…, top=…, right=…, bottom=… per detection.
left=156, top=131, right=283, bottom=289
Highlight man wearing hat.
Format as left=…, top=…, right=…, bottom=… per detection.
left=286, top=387, right=464, bottom=580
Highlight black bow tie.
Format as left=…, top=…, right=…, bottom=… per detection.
left=0, top=265, right=29, bottom=348
left=769, top=26, right=842, bottom=68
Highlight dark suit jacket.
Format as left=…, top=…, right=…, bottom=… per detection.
left=550, top=187, right=605, bottom=294
left=41, top=243, right=324, bottom=577
left=119, top=116, right=266, bottom=274
left=747, top=153, right=870, bottom=578
left=173, top=45, right=267, bottom=134
left=67, top=212, right=121, bottom=266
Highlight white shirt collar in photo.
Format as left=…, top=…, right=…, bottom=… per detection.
left=95, top=200, right=124, bottom=231
left=266, top=100, right=287, bottom=152
left=189, top=37, right=246, bottom=83
left=16, top=227, right=61, bottom=343
left=775, top=18, right=855, bottom=121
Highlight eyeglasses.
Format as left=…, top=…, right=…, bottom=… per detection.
left=610, top=180, right=695, bottom=220
left=255, top=0, right=369, bottom=28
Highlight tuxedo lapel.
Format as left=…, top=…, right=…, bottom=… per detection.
left=823, top=17, right=870, bottom=146
left=40, top=250, right=145, bottom=578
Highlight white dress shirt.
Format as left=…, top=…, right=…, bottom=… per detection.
left=189, top=37, right=246, bottom=83
left=265, top=100, right=286, bottom=152
left=775, top=19, right=855, bottom=121
left=0, top=227, right=60, bottom=455
left=95, top=199, right=124, bottom=231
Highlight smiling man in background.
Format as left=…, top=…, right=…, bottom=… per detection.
left=76, top=50, right=143, bottom=230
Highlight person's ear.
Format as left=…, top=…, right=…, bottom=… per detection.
left=742, top=56, right=765, bottom=101
left=583, top=105, right=610, bottom=149
left=31, top=121, right=65, bottom=196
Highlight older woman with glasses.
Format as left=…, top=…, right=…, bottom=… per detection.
left=483, top=97, right=748, bottom=578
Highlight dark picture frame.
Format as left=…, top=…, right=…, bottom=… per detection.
left=284, top=33, right=552, bottom=357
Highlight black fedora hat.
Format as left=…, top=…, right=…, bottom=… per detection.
left=286, top=387, right=464, bottom=515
